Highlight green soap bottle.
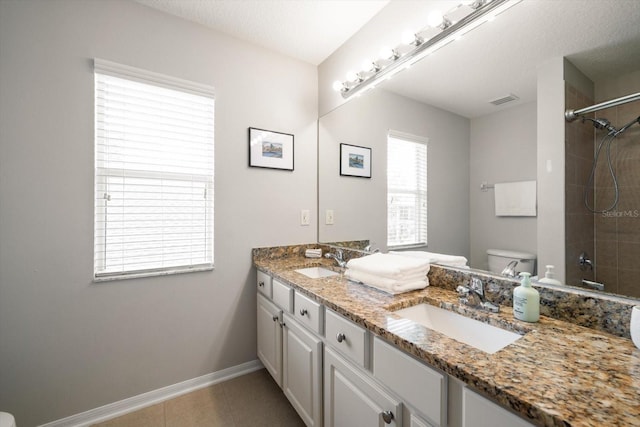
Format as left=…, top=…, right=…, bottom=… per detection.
left=513, top=272, right=540, bottom=322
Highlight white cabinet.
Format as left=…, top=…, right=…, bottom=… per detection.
left=257, top=293, right=282, bottom=387
left=283, top=312, right=323, bottom=427
left=325, top=309, right=368, bottom=368
left=324, top=346, right=402, bottom=427
left=373, top=337, right=446, bottom=427
left=409, top=413, right=433, bottom=427
left=462, top=388, right=535, bottom=427
left=257, top=270, right=273, bottom=297
left=256, top=270, right=322, bottom=427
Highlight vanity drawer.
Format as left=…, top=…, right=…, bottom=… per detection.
left=294, top=291, right=324, bottom=335
left=257, top=270, right=272, bottom=298
left=373, top=337, right=447, bottom=427
left=325, top=309, right=368, bottom=368
left=272, top=279, right=293, bottom=312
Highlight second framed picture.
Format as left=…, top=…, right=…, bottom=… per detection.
left=340, top=143, right=371, bottom=178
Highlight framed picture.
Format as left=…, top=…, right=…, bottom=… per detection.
left=248, top=127, right=294, bottom=171
left=340, top=143, right=371, bottom=178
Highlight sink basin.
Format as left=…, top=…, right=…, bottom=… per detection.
left=394, top=304, right=522, bottom=354
left=295, top=267, right=340, bottom=279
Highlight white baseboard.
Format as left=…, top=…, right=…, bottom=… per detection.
left=39, top=359, right=264, bottom=427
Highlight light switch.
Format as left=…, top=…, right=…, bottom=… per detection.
left=301, top=209, right=310, bottom=226
left=326, top=209, right=334, bottom=225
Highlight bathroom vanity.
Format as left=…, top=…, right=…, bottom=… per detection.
left=253, top=245, right=640, bottom=427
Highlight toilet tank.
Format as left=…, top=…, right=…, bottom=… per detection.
left=487, top=249, right=536, bottom=275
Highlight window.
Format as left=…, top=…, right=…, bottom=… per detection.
left=387, top=131, right=427, bottom=248
left=94, top=60, right=215, bottom=280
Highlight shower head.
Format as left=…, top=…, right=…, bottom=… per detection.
left=582, top=117, right=617, bottom=133
left=616, top=116, right=640, bottom=135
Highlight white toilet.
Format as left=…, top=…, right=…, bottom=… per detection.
left=487, top=249, right=536, bottom=276
left=0, top=413, right=15, bottom=427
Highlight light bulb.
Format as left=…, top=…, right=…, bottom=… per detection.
left=427, top=10, right=444, bottom=28
left=379, top=46, right=393, bottom=60
left=361, top=59, right=373, bottom=72
left=332, top=80, right=344, bottom=92
left=345, top=70, right=359, bottom=82
left=402, top=30, right=416, bottom=45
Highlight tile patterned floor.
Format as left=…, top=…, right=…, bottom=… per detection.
left=92, top=369, right=305, bottom=427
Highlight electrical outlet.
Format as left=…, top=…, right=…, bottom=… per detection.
left=301, top=209, right=310, bottom=226
left=326, top=209, right=334, bottom=225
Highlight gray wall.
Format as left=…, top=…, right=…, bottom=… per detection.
left=319, top=89, right=470, bottom=257
left=0, top=1, right=317, bottom=425
left=469, top=102, right=538, bottom=271
left=536, top=57, right=568, bottom=282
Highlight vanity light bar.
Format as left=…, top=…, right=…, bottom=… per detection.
left=334, top=0, right=523, bottom=99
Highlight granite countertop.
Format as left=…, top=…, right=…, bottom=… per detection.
left=254, top=256, right=640, bottom=427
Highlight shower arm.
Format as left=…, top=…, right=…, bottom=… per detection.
left=565, top=92, right=640, bottom=122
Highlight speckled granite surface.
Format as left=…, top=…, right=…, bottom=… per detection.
left=253, top=246, right=640, bottom=427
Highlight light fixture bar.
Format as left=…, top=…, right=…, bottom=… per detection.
left=338, top=0, right=522, bottom=99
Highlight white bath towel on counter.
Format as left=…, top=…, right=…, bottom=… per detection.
left=346, top=253, right=430, bottom=278
left=345, top=269, right=428, bottom=295
left=390, top=251, right=468, bottom=268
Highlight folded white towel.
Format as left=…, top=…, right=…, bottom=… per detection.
left=345, top=269, right=428, bottom=294
left=390, top=251, right=468, bottom=268
left=345, top=269, right=427, bottom=287
left=305, top=248, right=322, bottom=258
left=346, top=253, right=430, bottom=278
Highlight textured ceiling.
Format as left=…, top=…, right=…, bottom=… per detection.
left=134, top=0, right=640, bottom=118
left=134, top=0, right=389, bottom=65
left=376, top=0, right=640, bottom=117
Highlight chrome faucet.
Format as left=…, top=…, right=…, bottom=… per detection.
left=324, top=249, right=347, bottom=268
left=501, top=260, right=519, bottom=278
left=456, top=277, right=500, bottom=313
left=364, top=243, right=380, bottom=253
left=579, top=252, right=593, bottom=271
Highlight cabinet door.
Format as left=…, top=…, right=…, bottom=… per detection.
left=283, top=312, right=323, bottom=427
left=325, top=346, right=402, bottom=427
left=257, top=293, right=282, bottom=387
left=462, top=388, right=535, bottom=427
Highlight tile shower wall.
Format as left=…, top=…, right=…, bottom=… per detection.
left=593, top=99, right=640, bottom=298
left=565, top=83, right=595, bottom=288
left=566, top=79, right=640, bottom=298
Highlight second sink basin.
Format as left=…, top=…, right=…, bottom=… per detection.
left=295, top=267, right=340, bottom=279
left=394, top=304, right=522, bottom=354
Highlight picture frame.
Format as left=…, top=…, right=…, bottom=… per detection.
left=248, top=127, right=294, bottom=171
left=340, top=143, right=371, bottom=178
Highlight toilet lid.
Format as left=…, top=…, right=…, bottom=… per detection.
left=487, top=249, right=536, bottom=260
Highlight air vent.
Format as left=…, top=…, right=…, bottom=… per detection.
left=489, top=94, right=520, bottom=106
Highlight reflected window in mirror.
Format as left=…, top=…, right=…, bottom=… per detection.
left=387, top=131, right=428, bottom=249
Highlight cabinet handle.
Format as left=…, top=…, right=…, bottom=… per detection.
left=272, top=315, right=279, bottom=322
left=299, top=308, right=308, bottom=316
left=258, top=281, right=264, bottom=287
left=279, top=322, right=285, bottom=328
left=381, top=410, right=394, bottom=424
left=336, top=333, right=346, bottom=343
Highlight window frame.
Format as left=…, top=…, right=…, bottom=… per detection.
left=93, top=59, right=215, bottom=281
left=386, top=130, right=428, bottom=250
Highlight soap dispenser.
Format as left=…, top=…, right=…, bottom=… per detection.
left=513, top=272, right=540, bottom=322
left=538, top=265, right=563, bottom=286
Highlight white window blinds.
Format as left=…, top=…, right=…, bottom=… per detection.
left=387, top=132, right=428, bottom=248
left=94, top=60, right=215, bottom=280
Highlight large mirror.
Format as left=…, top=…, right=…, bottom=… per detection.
left=318, top=0, right=640, bottom=299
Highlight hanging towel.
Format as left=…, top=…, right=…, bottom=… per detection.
left=494, top=180, right=537, bottom=216
left=390, top=251, right=468, bottom=268
left=346, top=253, right=430, bottom=278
